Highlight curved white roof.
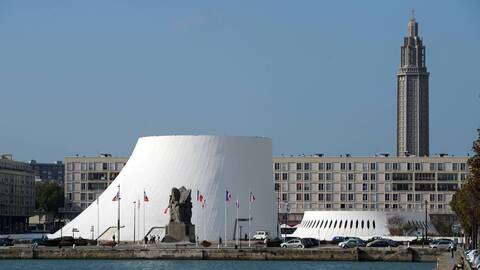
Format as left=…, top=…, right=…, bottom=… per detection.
left=292, top=210, right=435, bottom=241
left=52, top=135, right=275, bottom=241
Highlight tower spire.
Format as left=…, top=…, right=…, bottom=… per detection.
left=411, top=9, right=415, bottom=21
left=407, top=10, right=418, bottom=37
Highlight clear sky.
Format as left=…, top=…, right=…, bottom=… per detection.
left=0, top=0, right=479, bottom=162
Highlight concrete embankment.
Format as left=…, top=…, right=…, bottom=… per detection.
left=0, top=246, right=441, bottom=262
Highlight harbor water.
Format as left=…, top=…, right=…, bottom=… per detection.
left=0, top=260, right=435, bottom=270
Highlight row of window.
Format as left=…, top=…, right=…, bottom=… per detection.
left=274, top=162, right=468, bottom=172
left=66, top=172, right=119, bottom=181
left=275, top=182, right=458, bottom=193
left=288, top=203, right=447, bottom=210
left=66, top=162, right=125, bottom=172
left=278, top=192, right=447, bottom=202
left=274, top=172, right=467, bottom=181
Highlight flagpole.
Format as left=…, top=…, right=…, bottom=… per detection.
left=224, top=195, right=227, bottom=247
left=143, top=189, right=146, bottom=240
left=248, top=192, right=251, bottom=248
left=133, top=201, right=136, bottom=243
left=137, top=198, right=140, bottom=244
left=117, top=184, right=121, bottom=244
left=236, top=198, right=239, bottom=247
left=96, top=194, right=99, bottom=240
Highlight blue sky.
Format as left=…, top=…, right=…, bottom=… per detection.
left=0, top=0, right=479, bottom=161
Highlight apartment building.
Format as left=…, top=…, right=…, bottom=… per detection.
left=273, top=155, right=469, bottom=224
left=0, top=154, right=35, bottom=233
left=63, top=154, right=128, bottom=220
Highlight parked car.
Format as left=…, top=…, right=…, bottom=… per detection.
left=466, top=250, right=479, bottom=263
left=366, top=239, right=399, bottom=248
left=429, top=239, right=453, bottom=249
left=338, top=239, right=366, bottom=248
left=301, top=238, right=319, bottom=248
left=409, top=238, right=433, bottom=246
left=366, top=236, right=384, bottom=243
left=330, top=236, right=345, bottom=244
left=280, top=239, right=304, bottom=248
left=0, top=238, right=13, bottom=246
left=252, top=231, right=270, bottom=240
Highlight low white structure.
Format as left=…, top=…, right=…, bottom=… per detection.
left=51, top=135, right=275, bottom=241
left=292, top=210, right=437, bottom=241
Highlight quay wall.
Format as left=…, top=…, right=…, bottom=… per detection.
left=0, top=247, right=440, bottom=262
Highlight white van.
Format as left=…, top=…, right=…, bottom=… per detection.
left=252, top=231, right=270, bottom=240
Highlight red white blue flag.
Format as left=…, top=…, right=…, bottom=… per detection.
left=226, top=190, right=232, bottom=202
left=143, top=190, right=149, bottom=202
left=249, top=192, right=256, bottom=203
left=112, top=191, right=120, bottom=201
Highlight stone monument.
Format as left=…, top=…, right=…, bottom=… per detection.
left=163, top=186, right=195, bottom=243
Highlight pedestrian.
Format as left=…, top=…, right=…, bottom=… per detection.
left=144, top=236, right=148, bottom=245
left=219, top=236, right=222, bottom=246
left=244, top=233, right=247, bottom=241
left=112, top=234, right=116, bottom=244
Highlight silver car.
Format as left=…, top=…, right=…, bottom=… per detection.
left=280, top=239, right=304, bottom=248
left=429, top=240, right=453, bottom=249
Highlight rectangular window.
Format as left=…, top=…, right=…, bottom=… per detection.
left=296, top=173, right=302, bottom=181
left=341, top=163, right=346, bottom=171
left=304, top=183, right=311, bottom=191
left=430, top=194, right=435, bottom=201
left=340, top=194, right=346, bottom=201
left=348, top=194, right=354, bottom=201
left=326, top=194, right=332, bottom=201
left=415, top=163, right=421, bottom=171
left=348, top=183, right=353, bottom=191
left=460, top=163, right=466, bottom=171
left=274, top=183, right=280, bottom=191
left=304, top=193, right=310, bottom=201
left=438, top=163, right=444, bottom=171
left=385, top=194, right=390, bottom=201
left=452, top=163, right=458, bottom=171
left=370, top=163, right=376, bottom=171
left=385, top=163, right=392, bottom=171
left=282, top=173, right=288, bottom=180
left=296, top=163, right=302, bottom=171
left=326, top=183, right=332, bottom=191
left=370, top=173, right=376, bottom=181
left=385, top=173, right=391, bottom=181
left=304, top=163, right=310, bottom=171
left=326, top=163, right=332, bottom=171
left=348, top=173, right=354, bottom=181
left=318, top=194, right=324, bottom=201
left=274, top=163, right=280, bottom=171
left=370, top=183, right=376, bottom=191
left=304, top=173, right=310, bottom=181
left=282, top=194, right=288, bottom=201
left=415, top=194, right=421, bottom=202
left=296, top=193, right=302, bottom=201
left=362, top=183, right=368, bottom=191
left=296, top=183, right=302, bottom=191
left=393, top=194, right=398, bottom=201
left=407, top=194, right=413, bottom=201
left=363, top=194, right=368, bottom=201
left=430, top=163, right=436, bottom=171
left=363, top=173, right=368, bottom=181
left=393, top=163, right=399, bottom=171
left=319, top=163, right=324, bottom=171
left=326, top=173, right=332, bottom=181
left=318, top=183, right=324, bottom=191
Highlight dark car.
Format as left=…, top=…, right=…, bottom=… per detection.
left=366, top=239, right=399, bottom=248
left=0, top=238, right=13, bottom=246
left=410, top=238, right=433, bottom=246
left=330, top=236, right=345, bottom=244
left=301, top=238, right=320, bottom=248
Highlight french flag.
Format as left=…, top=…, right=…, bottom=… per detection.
left=249, top=192, right=256, bottom=203
left=112, top=191, right=120, bottom=201
left=143, top=190, right=149, bottom=202
left=225, top=190, right=232, bottom=202
left=199, top=194, right=204, bottom=203
left=163, top=207, right=168, bottom=214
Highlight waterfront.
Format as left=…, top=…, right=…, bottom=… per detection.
left=0, top=260, right=436, bottom=270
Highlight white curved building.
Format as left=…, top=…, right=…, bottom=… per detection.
left=292, top=211, right=437, bottom=241
left=51, top=135, right=275, bottom=242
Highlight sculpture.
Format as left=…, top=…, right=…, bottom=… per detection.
left=168, top=186, right=192, bottom=224
left=163, top=186, right=195, bottom=243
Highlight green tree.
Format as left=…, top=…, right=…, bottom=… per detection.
left=35, top=181, right=64, bottom=215
left=450, top=129, right=480, bottom=248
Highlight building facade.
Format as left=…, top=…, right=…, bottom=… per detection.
left=273, top=155, right=469, bottom=225
left=62, top=154, right=128, bottom=220
left=0, top=154, right=36, bottom=233
left=29, top=160, right=64, bottom=184
left=397, top=15, right=430, bottom=157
